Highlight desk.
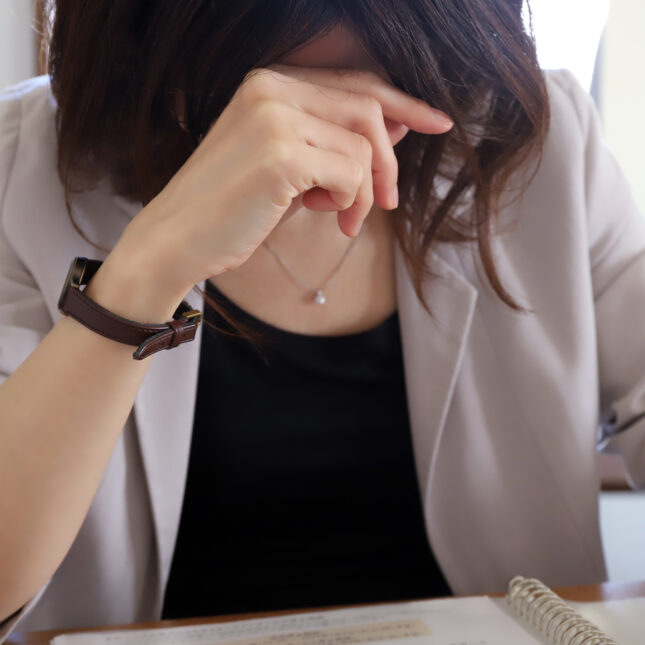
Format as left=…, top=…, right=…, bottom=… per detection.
left=8, top=580, right=645, bottom=645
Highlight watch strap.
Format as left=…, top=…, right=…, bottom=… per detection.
left=58, top=258, right=202, bottom=360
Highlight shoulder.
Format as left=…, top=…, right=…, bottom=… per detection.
left=0, top=74, right=134, bottom=319
left=507, top=68, right=601, bottom=204
left=0, top=75, right=55, bottom=148
left=0, top=75, right=55, bottom=126
left=541, top=68, right=600, bottom=156
left=0, top=75, right=57, bottom=209
left=542, top=68, right=595, bottom=125
left=0, top=74, right=53, bottom=108
left=543, top=68, right=590, bottom=114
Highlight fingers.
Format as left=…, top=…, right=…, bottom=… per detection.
left=280, top=87, right=398, bottom=211
left=384, top=117, right=411, bottom=146
left=258, top=66, right=451, bottom=214
left=301, top=187, right=340, bottom=212
left=287, top=143, right=366, bottom=237
left=268, top=63, right=454, bottom=134
left=292, top=106, right=392, bottom=213
left=240, top=64, right=454, bottom=237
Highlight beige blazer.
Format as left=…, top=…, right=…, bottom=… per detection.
left=1, top=68, right=644, bottom=641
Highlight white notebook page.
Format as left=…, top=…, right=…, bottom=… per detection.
left=491, top=595, right=645, bottom=645
left=51, top=596, right=544, bottom=645
left=571, top=597, right=645, bottom=645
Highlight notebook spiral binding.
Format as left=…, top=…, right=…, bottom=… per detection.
left=507, top=576, right=617, bottom=645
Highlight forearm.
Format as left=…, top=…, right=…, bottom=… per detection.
left=0, top=255, right=183, bottom=621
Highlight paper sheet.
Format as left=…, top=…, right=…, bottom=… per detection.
left=491, top=595, right=645, bottom=645
left=570, top=597, right=645, bottom=645
left=51, top=597, right=544, bottom=645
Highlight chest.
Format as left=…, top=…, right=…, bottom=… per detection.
left=207, top=217, right=398, bottom=336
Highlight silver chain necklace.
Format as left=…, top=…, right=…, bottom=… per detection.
left=262, top=221, right=368, bottom=305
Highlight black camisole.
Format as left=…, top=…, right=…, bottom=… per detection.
left=161, top=279, right=451, bottom=619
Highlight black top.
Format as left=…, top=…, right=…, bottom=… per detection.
left=161, top=280, right=451, bottom=620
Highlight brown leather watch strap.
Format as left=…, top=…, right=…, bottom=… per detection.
left=58, top=257, right=202, bottom=360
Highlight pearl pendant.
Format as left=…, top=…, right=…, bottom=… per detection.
left=314, top=289, right=326, bottom=305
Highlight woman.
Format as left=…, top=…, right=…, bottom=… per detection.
left=1, top=0, right=644, bottom=639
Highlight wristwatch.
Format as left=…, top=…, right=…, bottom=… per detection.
left=57, top=256, right=203, bottom=360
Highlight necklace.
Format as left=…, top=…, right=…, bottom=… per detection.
left=262, top=221, right=368, bottom=305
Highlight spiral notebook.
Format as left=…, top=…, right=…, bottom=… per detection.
left=51, top=576, right=639, bottom=645
left=502, top=576, right=622, bottom=644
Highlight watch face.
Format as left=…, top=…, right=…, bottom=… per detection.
left=57, top=257, right=87, bottom=312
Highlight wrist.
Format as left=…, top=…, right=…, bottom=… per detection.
left=83, top=251, right=189, bottom=325
left=59, top=256, right=202, bottom=360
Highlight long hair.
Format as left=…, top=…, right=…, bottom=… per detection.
left=38, top=0, right=549, bottom=343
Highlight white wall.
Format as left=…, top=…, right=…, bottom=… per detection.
left=0, top=0, right=38, bottom=92
left=601, top=0, right=645, bottom=215
left=598, top=0, right=645, bottom=583
left=525, top=0, right=610, bottom=91
left=600, top=492, right=645, bottom=582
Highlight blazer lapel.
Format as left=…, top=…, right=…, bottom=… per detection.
left=132, top=280, right=206, bottom=616
left=394, top=239, right=478, bottom=496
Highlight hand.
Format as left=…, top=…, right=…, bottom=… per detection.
left=116, top=63, right=454, bottom=306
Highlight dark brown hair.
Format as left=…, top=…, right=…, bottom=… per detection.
left=39, top=0, right=549, bottom=343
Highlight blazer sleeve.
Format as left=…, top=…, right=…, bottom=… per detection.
left=552, top=70, right=645, bottom=488
left=0, top=85, right=55, bottom=641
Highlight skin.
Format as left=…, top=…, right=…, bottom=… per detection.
left=208, top=23, right=418, bottom=336
left=266, top=21, right=397, bottom=237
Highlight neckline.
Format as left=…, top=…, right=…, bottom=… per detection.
left=205, top=279, right=398, bottom=342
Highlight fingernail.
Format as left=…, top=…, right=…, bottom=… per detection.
left=390, top=185, right=399, bottom=209
left=432, top=108, right=454, bottom=127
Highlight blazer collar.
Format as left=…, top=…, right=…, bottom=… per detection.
left=132, top=231, right=477, bottom=615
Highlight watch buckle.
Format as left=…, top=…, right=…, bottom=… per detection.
left=182, top=309, right=203, bottom=326
left=71, top=257, right=89, bottom=289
